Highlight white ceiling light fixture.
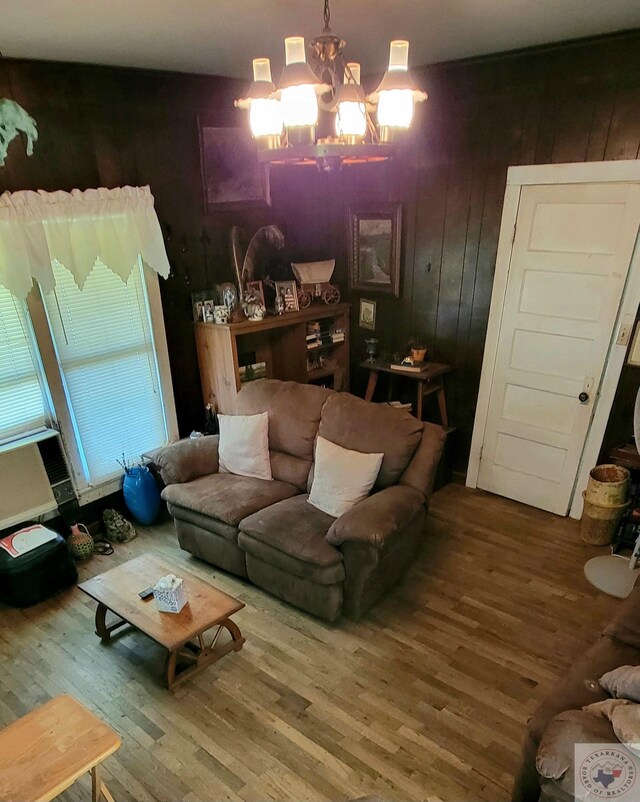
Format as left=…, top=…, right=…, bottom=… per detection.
left=235, top=0, right=427, bottom=172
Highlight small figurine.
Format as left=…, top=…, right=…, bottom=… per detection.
left=275, top=289, right=286, bottom=315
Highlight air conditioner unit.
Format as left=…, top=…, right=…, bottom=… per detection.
left=0, top=433, right=76, bottom=531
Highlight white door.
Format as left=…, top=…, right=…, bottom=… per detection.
left=477, top=182, right=640, bottom=515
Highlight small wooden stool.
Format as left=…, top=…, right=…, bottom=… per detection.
left=0, top=694, right=121, bottom=802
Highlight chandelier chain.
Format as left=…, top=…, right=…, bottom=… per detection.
left=323, top=0, right=331, bottom=32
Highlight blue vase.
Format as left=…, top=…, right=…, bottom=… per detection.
left=123, top=466, right=161, bottom=525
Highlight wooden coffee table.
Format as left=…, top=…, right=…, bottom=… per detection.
left=79, top=553, right=245, bottom=690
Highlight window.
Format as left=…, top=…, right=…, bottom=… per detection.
left=42, top=259, right=168, bottom=486
left=0, top=286, right=49, bottom=443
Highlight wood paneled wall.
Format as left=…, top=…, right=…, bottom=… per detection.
left=1, top=29, right=639, bottom=470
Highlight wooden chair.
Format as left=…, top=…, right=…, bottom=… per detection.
left=0, top=694, right=121, bottom=802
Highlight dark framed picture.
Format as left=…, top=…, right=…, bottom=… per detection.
left=274, top=280, right=299, bottom=313
left=246, top=280, right=266, bottom=307
left=348, top=203, right=402, bottom=297
left=199, top=123, right=271, bottom=211
left=359, top=298, right=377, bottom=330
left=191, top=290, right=216, bottom=322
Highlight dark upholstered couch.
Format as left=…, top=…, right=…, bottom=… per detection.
left=512, top=581, right=640, bottom=802
left=151, top=380, right=446, bottom=622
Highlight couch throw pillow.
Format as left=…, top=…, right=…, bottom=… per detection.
left=308, top=435, right=383, bottom=518
left=600, top=665, right=640, bottom=703
left=218, top=412, right=272, bottom=481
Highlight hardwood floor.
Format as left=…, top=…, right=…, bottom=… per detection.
left=0, top=484, right=620, bottom=802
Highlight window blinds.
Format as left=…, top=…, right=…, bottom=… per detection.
left=43, top=259, right=168, bottom=485
left=0, top=286, right=48, bottom=442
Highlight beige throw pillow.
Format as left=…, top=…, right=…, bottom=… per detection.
left=218, top=412, right=272, bottom=481
left=308, top=436, right=383, bottom=518
left=600, top=665, right=640, bottom=703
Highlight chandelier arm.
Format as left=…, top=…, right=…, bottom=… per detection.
left=365, top=109, right=380, bottom=144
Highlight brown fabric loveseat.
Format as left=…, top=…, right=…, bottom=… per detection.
left=152, top=380, right=446, bottom=622
left=512, top=581, right=640, bottom=802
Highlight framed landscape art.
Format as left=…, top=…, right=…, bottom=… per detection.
left=199, top=123, right=270, bottom=211
left=348, top=202, right=402, bottom=297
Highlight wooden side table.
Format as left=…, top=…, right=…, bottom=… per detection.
left=361, top=360, right=453, bottom=426
left=0, top=695, right=120, bottom=802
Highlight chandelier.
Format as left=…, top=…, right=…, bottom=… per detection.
left=234, top=0, right=427, bottom=172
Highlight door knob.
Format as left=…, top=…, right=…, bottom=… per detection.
left=579, top=392, right=589, bottom=403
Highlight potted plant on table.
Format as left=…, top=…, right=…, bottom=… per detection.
left=406, top=336, right=428, bottom=364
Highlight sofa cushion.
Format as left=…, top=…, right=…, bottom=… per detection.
left=236, top=380, right=333, bottom=490
left=161, top=473, right=298, bottom=527
left=165, top=503, right=239, bottom=542
left=318, top=393, right=423, bottom=488
left=239, top=495, right=344, bottom=585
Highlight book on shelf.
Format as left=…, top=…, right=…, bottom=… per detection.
left=390, top=361, right=426, bottom=373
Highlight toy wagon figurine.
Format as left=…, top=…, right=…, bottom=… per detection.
left=291, top=260, right=340, bottom=308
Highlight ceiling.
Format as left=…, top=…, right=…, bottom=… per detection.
left=2, top=1, right=640, bottom=79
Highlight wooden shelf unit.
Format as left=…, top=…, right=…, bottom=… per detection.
left=195, top=303, right=350, bottom=413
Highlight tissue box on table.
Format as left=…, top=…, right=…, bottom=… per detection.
left=153, top=573, right=187, bottom=613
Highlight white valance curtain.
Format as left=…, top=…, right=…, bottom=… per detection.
left=0, top=185, right=170, bottom=299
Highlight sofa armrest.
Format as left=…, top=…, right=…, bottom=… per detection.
left=326, top=485, right=425, bottom=549
left=399, top=421, right=447, bottom=500
left=145, top=435, right=219, bottom=485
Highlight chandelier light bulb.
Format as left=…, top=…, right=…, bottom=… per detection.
left=336, top=62, right=366, bottom=141
left=280, top=36, right=319, bottom=142
left=373, top=40, right=424, bottom=141
left=235, top=57, right=283, bottom=149
left=377, top=89, right=414, bottom=130
left=249, top=97, right=283, bottom=138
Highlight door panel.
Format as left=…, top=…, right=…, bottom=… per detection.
left=478, top=182, right=640, bottom=514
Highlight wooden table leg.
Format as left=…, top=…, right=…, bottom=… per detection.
left=386, top=374, right=395, bottom=402
left=364, top=370, right=378, bottom=402
left=91, top=765, right=101, bottom=802
left=90, top=764, right=116, bottom=802
left=165, top=617, right=245, bottom=691
left=436, top=379, right=449, bottom=427
left=95, top=603, right=128, bottom=642
left=416, top=381, right=424, bottom=420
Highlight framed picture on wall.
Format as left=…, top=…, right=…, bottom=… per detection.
left=348, top=202, right=402, bottom=297
left=359, top=298, right=377, bottom=330
left=198, top=123, right=271, bottom=211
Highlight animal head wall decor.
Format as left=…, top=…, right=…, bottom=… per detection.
left=0, top=99, right=38, bottom=167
